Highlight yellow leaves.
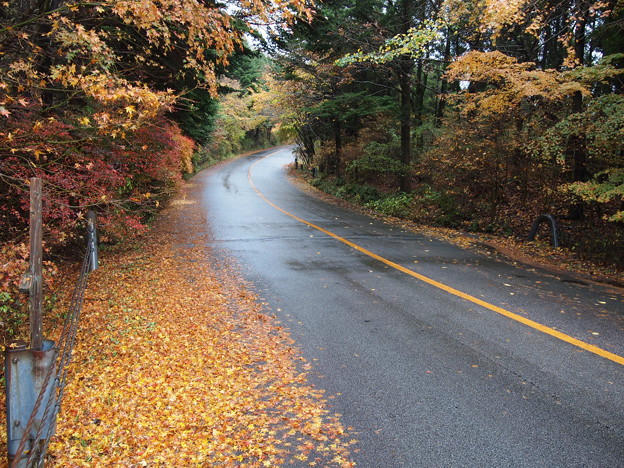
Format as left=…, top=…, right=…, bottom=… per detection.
left=480, top=0, right=527, bottom=40
left=447, top=51, right=591, bottom=118
left=1, top=0, right=311, bottom=146
left=49, top=70, right=175, bottom=136
left=447, top=50, right=522, bottom=82
left=41, top=180, right=356, bottom=467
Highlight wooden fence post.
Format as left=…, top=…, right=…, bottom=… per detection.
left=28, top=178, right=43, bottom=351
left=8, top=177, right=54, bottom=467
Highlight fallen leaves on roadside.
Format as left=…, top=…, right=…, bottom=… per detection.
left=37, top=180, right=357, bottom=467
left=288, top=166, right=623, bottom=286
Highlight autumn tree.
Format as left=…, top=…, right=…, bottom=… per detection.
left=424, top=0, right=624, bottom=260
left=0, top=0, right=310, bottom=243
left=0, top=0, right=311, bottom=341
left=276, top=0, right=623, bottom=266
left=210, top=69, right=286, bottom=158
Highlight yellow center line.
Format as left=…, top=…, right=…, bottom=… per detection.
left=248, top=148, right=624, bottom=366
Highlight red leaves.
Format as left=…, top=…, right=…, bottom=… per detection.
left=0, top=114, right=195, bottom=247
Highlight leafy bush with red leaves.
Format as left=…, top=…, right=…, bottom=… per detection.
left=1, top=113, right=194, bottom=247
left=1, top=110, right=195, bottom=343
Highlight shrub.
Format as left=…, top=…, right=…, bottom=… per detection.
left=366, top=193, right=414, bottom=218
left=0, top=242, right=58, bottom=345
left=312, top=178, right=382, bottom=205
left=413, top=185, right=463, bottom=227
left=0, top=116, right=195, bottom=248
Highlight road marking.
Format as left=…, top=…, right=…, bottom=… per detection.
left=248, top=148, right=624, bottom=367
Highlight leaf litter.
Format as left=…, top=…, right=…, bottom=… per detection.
left=1, top=175, right=356, bottom=467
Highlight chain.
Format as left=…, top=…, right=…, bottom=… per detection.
left=10, top=241, right=95, bottom=468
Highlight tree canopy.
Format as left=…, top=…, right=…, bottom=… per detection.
left=274, top=0, right=624, bottom=267
left=0, top=0, right=311, bottom=336
left=0, top=0, right=310, bottom=247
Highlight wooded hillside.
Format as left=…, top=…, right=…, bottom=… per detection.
left=274, top=0, right=623, bottom=269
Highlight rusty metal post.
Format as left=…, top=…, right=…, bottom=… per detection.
left=86, top=211, right=98, bottom=272
left=527, top=214, right=559, bottom=248
left=5, top=340, right=58, bottom=467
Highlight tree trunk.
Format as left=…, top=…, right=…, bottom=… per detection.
left=399, top=58, right=413, bottom=192
left=435, top=29, right=452, bottom=126
left=334, top=118, right=342, bottom=176
left=414, top=60, right=425, bottom=128
left=568, top=1, right=590, bottom=218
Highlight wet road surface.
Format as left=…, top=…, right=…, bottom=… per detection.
left=200, top=147, right=624, bottom=467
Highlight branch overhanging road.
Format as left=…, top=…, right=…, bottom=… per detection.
left=200, top=146, right=624, bottom=467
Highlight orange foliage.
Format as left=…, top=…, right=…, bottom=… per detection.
left=0, top=0, right=311, bottom=248
left=0, top=179, right=357, bottom=467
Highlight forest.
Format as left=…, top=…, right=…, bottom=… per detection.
left=274, top=0, right=624, bottom=271
left=1, top=1, right=623, bottom=339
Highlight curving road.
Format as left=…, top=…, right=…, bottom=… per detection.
left=199, top=146, right=624, bottom=467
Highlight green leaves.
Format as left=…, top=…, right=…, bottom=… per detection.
left=568, top=170, right=624, bottom=222
left=336, top=20, right=444, bottom=66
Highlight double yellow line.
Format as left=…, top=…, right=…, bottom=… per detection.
left=248, top=148, right=624, bottom=366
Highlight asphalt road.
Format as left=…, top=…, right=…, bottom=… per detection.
left=199, top=146, right=624, bottom=467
